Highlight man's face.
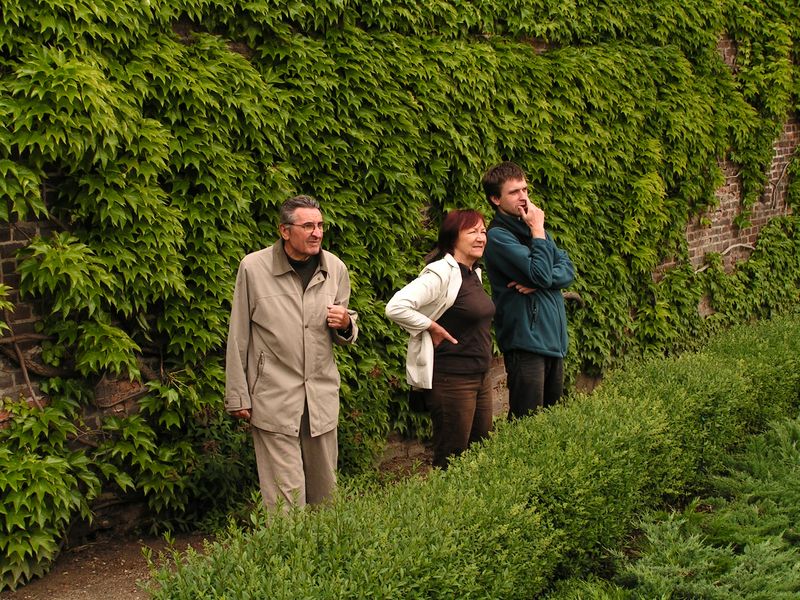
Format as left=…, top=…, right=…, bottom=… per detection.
left=280, top=207, right=324, bottom=261
left=491, top=178, right=529, bottom=216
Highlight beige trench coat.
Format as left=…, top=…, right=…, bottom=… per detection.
left=224, top=241, right=357, bottom=437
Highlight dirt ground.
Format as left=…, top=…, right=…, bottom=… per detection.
left=0, top=532, right=209, bottom=600
left=1, top=437, right=431, bottom=600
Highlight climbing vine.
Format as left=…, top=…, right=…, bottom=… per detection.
left=1, top=0, right=799, bottom=590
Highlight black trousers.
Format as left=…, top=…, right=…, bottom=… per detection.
left=504, top=350, right=564, bottom=419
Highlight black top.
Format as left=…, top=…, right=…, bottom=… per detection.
left=434, top=263, right=495, bottom=375
left=288, top=253, right=320, bottom=290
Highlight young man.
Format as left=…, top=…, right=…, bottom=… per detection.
left=482, top=162, right=575, bottom=418
left=225, top=195, right=357, bottom=509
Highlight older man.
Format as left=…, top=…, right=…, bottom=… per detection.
left=225, top=195, right=357, bottom=508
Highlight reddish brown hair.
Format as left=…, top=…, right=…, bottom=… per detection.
left=425, top=209, right=485, bottom=263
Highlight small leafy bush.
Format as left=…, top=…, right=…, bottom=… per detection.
left=0, top=396, right=100, bottom=591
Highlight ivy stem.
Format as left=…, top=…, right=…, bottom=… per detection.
left=0, top=254, right=43, bottom=409
left=12, top=339, right=44, bottom=409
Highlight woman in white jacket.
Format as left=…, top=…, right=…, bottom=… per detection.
left=385, top=210, right=495, bottom=469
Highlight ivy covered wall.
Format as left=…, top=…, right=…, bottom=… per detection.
left=1, top=0, right=799, bottom=589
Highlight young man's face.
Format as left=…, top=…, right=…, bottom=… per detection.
left=491, top=178, right=529, bottom=217
left=280, top=207, right=324, bottom=261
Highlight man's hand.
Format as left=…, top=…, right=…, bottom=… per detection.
left=428, top=321, right=457, bottom=348
left=326, top=304, right=351, bottom=330
left=230, top=408, right=251, bottom=420
left=519, top=199, right=545, bottom=239
left=508, top=280, right=537, bottom=295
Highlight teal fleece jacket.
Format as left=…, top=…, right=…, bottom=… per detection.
left=484, top=211, right=575, bottom=357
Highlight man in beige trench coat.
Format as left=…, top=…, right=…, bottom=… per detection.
left=225, top=195, right=358, bottom=509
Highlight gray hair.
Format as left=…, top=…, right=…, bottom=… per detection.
left=280, top=195, right=321, bottom=225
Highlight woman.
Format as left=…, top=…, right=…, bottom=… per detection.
left=385, top=210, right=495, bottom=469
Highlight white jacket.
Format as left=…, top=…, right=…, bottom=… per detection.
left=385, top=254, right=481, bottom=389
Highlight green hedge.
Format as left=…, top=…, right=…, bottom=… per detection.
left=146, top=314, right=800, bottom=598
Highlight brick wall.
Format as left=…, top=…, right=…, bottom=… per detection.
left=681, top=117, right=798, bottom=272
left=1, top=37, right=797, bottom=417
left=685, top=37, right=796, bottom=272
left=0, top=220, right=54, bottom=423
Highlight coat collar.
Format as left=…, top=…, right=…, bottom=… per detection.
left=443, top=252, right=482, bottom=279
left=272, top=240, right=329, bottom=276
left=491, top=210, right=531, bottom=240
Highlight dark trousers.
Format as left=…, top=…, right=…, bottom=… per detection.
left=505, top=350, right=564, bottom=420
left=427, top=370, right=493, bottom=469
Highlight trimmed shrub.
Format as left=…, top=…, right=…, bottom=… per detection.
left=146, top=315, right=800, bottom=598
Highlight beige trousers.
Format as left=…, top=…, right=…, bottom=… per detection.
left=251, top=405, right=338, bottom=509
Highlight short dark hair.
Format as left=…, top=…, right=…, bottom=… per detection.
left=425, top=209, right=485, bottom=263
left=280, top=195, right=321, bottom=225
left=481, top=161, right=527, bottom=208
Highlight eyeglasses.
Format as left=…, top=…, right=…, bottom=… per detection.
left=286, top=221, right=325, bottom=233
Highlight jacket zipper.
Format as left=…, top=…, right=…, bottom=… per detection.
left=251, top=351, right=265, bottom=394
left=529, top=296, right=539, bottom=324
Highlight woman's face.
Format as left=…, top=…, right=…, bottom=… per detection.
left=452, top=219, right=487, bottom=267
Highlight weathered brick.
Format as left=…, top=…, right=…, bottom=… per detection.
left=12, top=222, right=38, bottom=240
left=10, top=303, right=32, bottom=321
left=0, top=367, right=16, bottom=389
left=10, top=320, right=37, bottom=336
